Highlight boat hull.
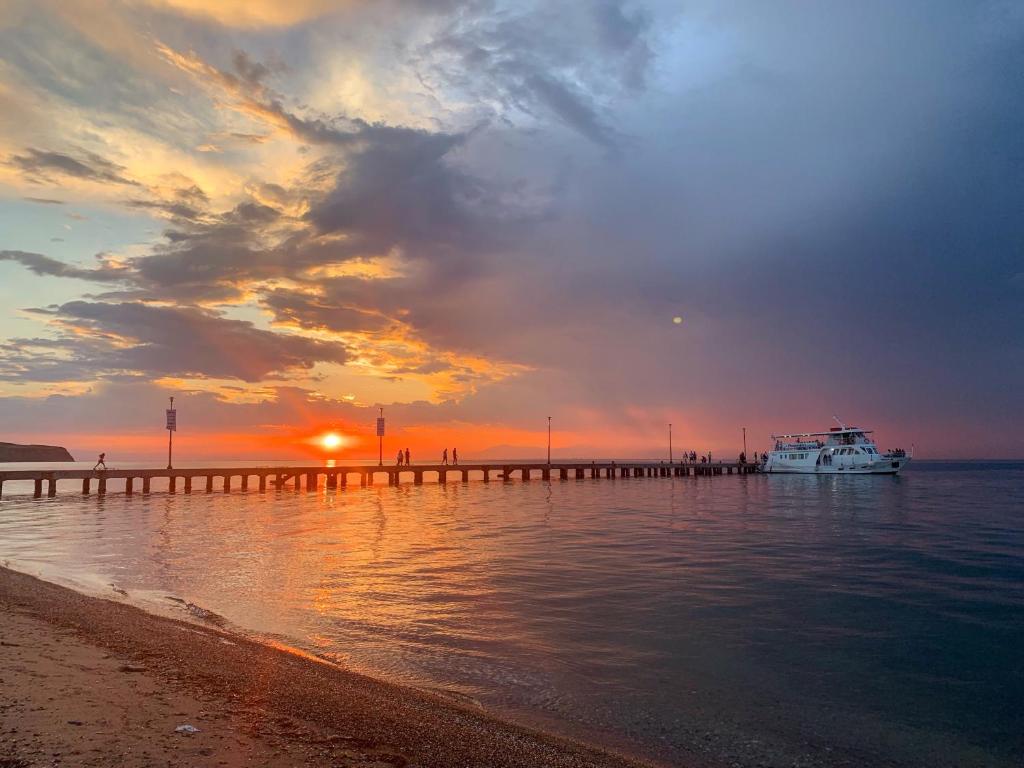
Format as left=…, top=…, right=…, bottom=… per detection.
left=765, top=457, right=910, bottom=475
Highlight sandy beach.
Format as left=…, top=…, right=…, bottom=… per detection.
left=0, top=566, right=660, bottom=768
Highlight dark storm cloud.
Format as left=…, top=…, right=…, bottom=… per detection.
left=421, top=1, right=652, bottom=148
left=8, top=147, right=138, bottom=185
left=522, top=74, right=617, bottom=149
left=304, top=128, right=485, bottom=252
left=3, top=301, right=349, bottom=383
left=0, top=250, right=129, bottom=282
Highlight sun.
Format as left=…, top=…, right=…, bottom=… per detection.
left=320, top=432, right=343, bottom=451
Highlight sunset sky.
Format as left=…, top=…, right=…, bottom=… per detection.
left=1, top=0, right=1021, bottom=460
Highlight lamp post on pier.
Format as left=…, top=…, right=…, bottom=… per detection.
left=376, top=407, right=385, bottom=467
left=547, top=416, right=551, bottom=466
left=742, top=426, right=747, bottom=461
left=166, top=396, right=176, bottom=470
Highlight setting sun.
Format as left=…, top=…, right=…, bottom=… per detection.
left=320, top=432, right=343, bottom=451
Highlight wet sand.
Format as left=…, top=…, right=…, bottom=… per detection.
left=0, top=566, right=663, bottom=768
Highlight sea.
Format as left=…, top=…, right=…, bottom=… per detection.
left=0, top=460, right=1021, bottom=767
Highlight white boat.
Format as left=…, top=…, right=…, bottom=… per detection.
left=763, top=419, right=911, bottom=474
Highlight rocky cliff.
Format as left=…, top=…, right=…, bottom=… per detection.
left=0, top=442, right=75, bottom=462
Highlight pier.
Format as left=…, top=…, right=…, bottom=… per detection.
left=0, top=461, right=759, bottom=500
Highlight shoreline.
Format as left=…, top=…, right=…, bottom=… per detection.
left=0, top=565, right=672, bottom=768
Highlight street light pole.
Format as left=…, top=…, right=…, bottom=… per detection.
left=378, top=407, right=384, bottom=467
left=669, top=423, right=673, bottom=463
left=547, top=416, right=551, bottom=465
left=742, top=426, right=747, bottom=459
left=166, top=396, right=174, bottom=470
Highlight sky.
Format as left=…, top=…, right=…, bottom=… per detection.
left=0, top=0, right=1021, bottom=461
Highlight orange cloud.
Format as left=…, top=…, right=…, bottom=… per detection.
left=138, top=0, right=346, bottom=28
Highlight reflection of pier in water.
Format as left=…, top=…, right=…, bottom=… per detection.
left=0, top=461, right=760, bottom=499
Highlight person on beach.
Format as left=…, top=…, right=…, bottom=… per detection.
left=93, top=452, right=107, bottom=471
left=442, top=448, right=448, bottom=465
left=452, top=448, right=458, bottom=465
left=404, top=447, right=410, bottom=465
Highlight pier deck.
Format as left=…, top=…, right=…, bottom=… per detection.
left=0, top=461, right=759, bottom=499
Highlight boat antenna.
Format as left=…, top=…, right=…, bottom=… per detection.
left=832, top=414, right=846, bottom=429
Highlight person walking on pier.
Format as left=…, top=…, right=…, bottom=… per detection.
left=396, top=449, right=404, bottom=466
left=404, top=447, right=410, bottom=465
left=442, top=448, right=448, bottom=465
left=452, top=448, right=458, bottom=465
left=93, top=452, right=107, bottom=471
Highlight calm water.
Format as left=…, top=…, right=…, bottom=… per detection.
left=1, top=461, right=1022, bottom=767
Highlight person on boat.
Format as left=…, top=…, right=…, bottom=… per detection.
left=404, top=448, right=411, bottom=465
left=442, top=448, right=448, bottom=465
left=93, top=452, right=107, bottom=471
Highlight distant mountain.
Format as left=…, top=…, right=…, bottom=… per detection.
left=0, top=442, right=75, bottom=462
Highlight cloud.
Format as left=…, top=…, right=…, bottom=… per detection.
left=23, top=196, right=65, bottom=205
left=7, top=147, right=139, bottom=185
left=419, top=1, right=652, bottom=148
left=139, top=0, right=349, bottom=28
left=0, top=250, right=129, bottom=282
left=4, top=301, right=349, bottom=383
left=263, top=288, right=391, bottom=333
left=522, top=74, right=617, bottom=149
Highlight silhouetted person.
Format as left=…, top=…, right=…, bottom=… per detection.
left=442, top=448, right=448, bottom=465
left=452, top=448, right=458, bottom=465
left=739, top=451, right=746, bottom=464
left=404, top=448, right=410, bottom=465
left=396, top=449, right=404, bottom=466
left=93, top=453, right=107, bottom=471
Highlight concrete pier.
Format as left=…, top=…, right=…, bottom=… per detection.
left=0, top=461, right=760, bottom=500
